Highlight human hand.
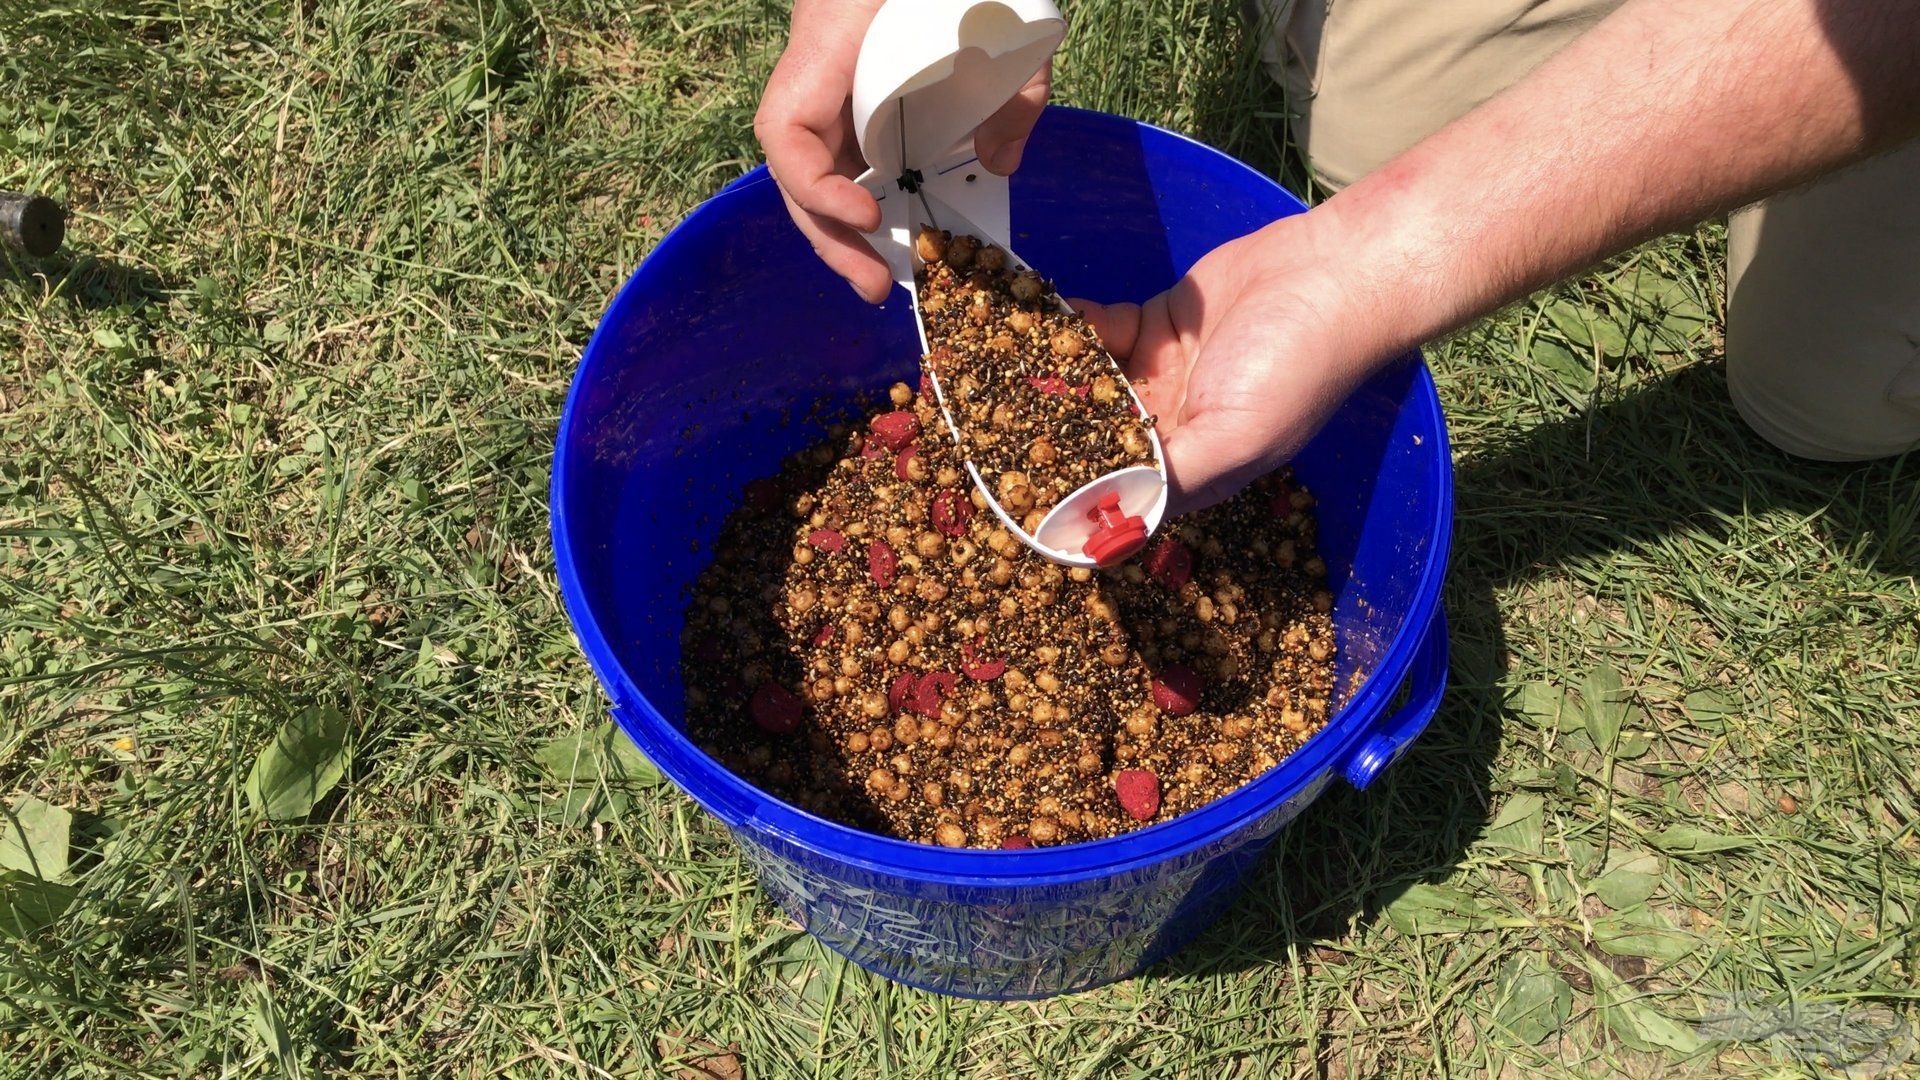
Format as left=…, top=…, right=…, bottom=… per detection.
left=754, top=0, right=1052, bottom=303
left=1074, top=213, right=1400, bottom=515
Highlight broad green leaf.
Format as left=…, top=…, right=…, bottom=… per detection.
left=1514, top=682, right=1573, bottom=730
left=1493, top=955, right=1573, bottom=1044
left=1582, top=667, right=1630, bottom=754
left=1531, top=339, right=1593, bottom=391
left=1484, top=793, right=1546, bottom=854
left=0, top=871, right=75, bottom=938
left=1683, top=688, right=1740, bottom=722
left=245, top=705, right=350, bottom=821
left=1545, top=300, right=1594, bottom=348
left=1652, top=824, right=1756, bottom=856
left=537, top=721, right=664, bottom=790
left=1384, top=883, right=1498, bottom=936
left=0, top=798, right=71, bottom=881
left=1590, top=850, right=1663, bottom=909
left=1615, top=729, right=1652, bottom=759
left=1593, top=908, right=1696, bottom=961
left=1602, top=992, right=1706, bottom=1055
left=1510, top=768, right=1560, bottom=791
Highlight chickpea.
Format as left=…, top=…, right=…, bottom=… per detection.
left=888, top=605, right=911, bottom=631
left=1008, top=743, right=1032, bottom=766
left=847, top=731, right=871, bottom=753
left=1006, top=309, right=1035, bottom=334
left=930, top=725, right=954, bottom=750
left=914, top=226, right=948, bottom=263
left=890, top=753, right=913, bottom=777
left=884, top=783, right=909, bottom=803
left=1313, top=590, right=1334, bottom=613
left=808, top=677, right=835, bottom=703
left=1305, top=556, right=1327, bottom=579
left=894, top=715, right=920, bottom=745
left=1028, top=437, right=1058, bottom=466
left=1195, top=596, right=1216, bottom=623
left=1068, top=566, right=1093, bottom=583
left=996, top=471, right=1036, bottom=514
left=1087, top=594, right=1118, bottom=623
left=1038, top=729, right=1065, bottom=748
left=916, top=532, right=945, bottom=558
left=860, top=692, right=888, bottom=719
left=1028, top=817, right=1059, bottom=843
left=889, top=381, right=914, bottom=407
left=868, top=767, right=895, bottom=790
left=1031, top=701, right=1055, bottom=725
left=1275, top=539, right=1297, bottom=568
left=1309, top=638, right=1332, bottom=662
left=793, top=544, right=814, bottom=565
left=917, top=578, right=950, bottom=602
left=1125, top=711, right=1157, bottom=738
left=1281, top=707, right=1308, bottom=735
left=833, top=675, right=852, bottom=695
left=1210, top=741, right=1240, bottom=764
left=936, top=465, right=961, bottom=486
left=923, top=781, right=946, bottom=807
left=886, top=639, right=910, bottom=664
left=1222, top=716, right=1254, bottom=739
left=902, top=452, right=928, bottom=483
left=1035, top=670, right=1061, bottom=694
left=998, top=596, right=1020, bottom=617
left=1091, top=375, right=1118, bottom=403
left=1120, top=426, right=1150, bottom=457
left=1121, top=564, right=1146, bottom=585
left=1075, top=751, right=1101, bottom=776
left=790, top=588, right=818, bottom=614
left=950, top=538, right=976, bottom=566
left=870, top=727, right=894, bottom=751
left=967, top=293, right=992, bottom=326
left=987, top=558, right=1014, bottom=586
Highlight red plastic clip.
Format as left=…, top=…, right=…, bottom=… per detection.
left=1081, top=491, right=1149, bottom=567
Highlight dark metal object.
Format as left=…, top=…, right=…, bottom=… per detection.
left=1, top=192, right=65, bottom=257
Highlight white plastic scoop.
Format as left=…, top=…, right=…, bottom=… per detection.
left=850, top=0, right=1169, bottom=569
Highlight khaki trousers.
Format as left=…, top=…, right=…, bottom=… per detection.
left=1257, top=0, right=1920, bottom=460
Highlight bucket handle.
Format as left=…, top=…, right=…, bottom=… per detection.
left=1342, top=606, right=1448, bottom=791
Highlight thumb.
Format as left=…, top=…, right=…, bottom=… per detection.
left=974, top=64, right=1050, bottom=175
left=1065, top=298, right=1141, bottom=360
left=1160, top=411, right=1287, bottom=516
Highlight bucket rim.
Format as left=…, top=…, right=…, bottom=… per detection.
left=551, top=106, right=1455, bottom=887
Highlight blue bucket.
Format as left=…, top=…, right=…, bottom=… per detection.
left=553, top=107, right=1453, bottom=999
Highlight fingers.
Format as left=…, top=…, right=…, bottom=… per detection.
left=777, top=185, right=895, bottom=303
left=1160, top=418, right=1282, bottom=516
left=756, top=110, right=882, bottom=234
left=1066, top=298, right=1141, bottom=359
left=975, top=64, right=1050, bottom=175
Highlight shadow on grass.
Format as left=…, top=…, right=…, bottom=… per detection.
left=0, top=250, right=168, bottom=311
left=1152, top=358, right=1917, bottom=983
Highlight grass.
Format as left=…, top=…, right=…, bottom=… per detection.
left=2, top=0, right=1916, bottom=1075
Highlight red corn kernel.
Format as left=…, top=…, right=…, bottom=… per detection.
left=887, top=673, right=917, bottom=715
left=807, top=528, right=844, bottom=552
left=1001, top=834, right=1033, bottom=850
left=1151, top=663, right=1202, bottom=716
left=870, top=411, right=919, bottom=451
left=931, top=489, right=974, bottom=536
left=1143, top=538, right=1192, bottom=589
left=911, top=671, right=958, bottom=717
left=960, top=641, right=1006, bottom=681
left=811, top=624, right=835, bottom=646
left=868, top=539, right=898, bottom=587
left=1115, top=769, right=1162, bottom=821
left=749, top=682, right=804, bottom=735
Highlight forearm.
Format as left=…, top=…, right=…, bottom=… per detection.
left=1297, top=0, right=1920, bottom=361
